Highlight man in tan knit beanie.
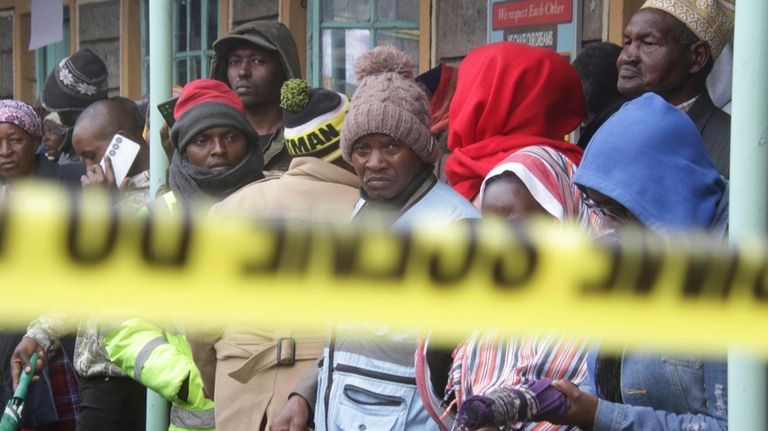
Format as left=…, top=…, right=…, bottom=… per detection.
left=337, top=45, right=479, bottom=228
left=271, top=46, right=479, bottom=431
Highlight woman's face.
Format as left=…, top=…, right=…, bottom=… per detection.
left=0, top=123, right=37, bottom=180
left=481, top=174, right=547, bottom=221
left=43, top=120, right=67, bottom=160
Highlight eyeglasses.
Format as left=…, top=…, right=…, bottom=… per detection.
left=580, top=188, right=631, bottom=221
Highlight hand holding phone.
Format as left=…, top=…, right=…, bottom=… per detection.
left=157, top=97, right=179, bottom=128
left=99, top=133, right=140, bottom=188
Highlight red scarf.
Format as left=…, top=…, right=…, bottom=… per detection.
left=429, top=64, right=458, bottom=134
left=445, top=42, right=584, bottom=201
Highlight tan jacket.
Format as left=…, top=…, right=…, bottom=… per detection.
left=190, top=157, right=360, bottom=431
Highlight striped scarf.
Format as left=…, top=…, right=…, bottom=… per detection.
left=446, top=332, right=589, bottom=431
left=434, top=146, right=596, bottom=430
left=478, top=146, right=597, bottom=229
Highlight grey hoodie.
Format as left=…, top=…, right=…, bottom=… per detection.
left=210, top=21, right=302, bottom=172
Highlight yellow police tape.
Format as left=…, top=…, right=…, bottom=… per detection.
left=0, top=182, right=766, bottom=355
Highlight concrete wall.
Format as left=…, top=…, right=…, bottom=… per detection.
left=78, top=0, right=120, bottom=97
left=582, top=0, right=604, bottom=44
left=231, top=0, right=279, bottom=27
left=434, top=0, right=487, bottom=66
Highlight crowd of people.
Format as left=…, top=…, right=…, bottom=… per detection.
left=0, top=0, right=737, bottom=430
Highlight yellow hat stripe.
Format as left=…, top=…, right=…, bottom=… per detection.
left=284, top=93, right=349, bottom=139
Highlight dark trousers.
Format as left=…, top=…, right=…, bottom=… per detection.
left=77, top=375, right=147, bottom=431
left=0, top=331, right=24, bottom=406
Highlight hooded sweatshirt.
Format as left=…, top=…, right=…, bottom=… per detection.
left=210, top=21, right=302, bottom=172
left=573, top=93, right=726, bottom=234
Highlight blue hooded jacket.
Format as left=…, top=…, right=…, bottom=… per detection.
left=574, top=93, right=726, bottom=233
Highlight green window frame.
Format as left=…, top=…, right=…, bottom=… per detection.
left=309, top=0, right=421, bottom=95
left=141, top=0, right=219, bottom=95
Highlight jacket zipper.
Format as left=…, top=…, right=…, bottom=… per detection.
left=323, top=332, right=335, bottom=431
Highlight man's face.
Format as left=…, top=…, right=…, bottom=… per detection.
left=226, top=42, right=284, bottom=109
left=184, top=126, right=248, bottom=172
left=0, top=123, right=37, bottom=180
left=351, top=133, right=426, bottom=200
left=72, top=120, right=111, bottom=167
left=617, top=9, right=692, bottom=102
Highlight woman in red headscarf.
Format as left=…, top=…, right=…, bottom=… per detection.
left=445, top=42, right=584, bottom=204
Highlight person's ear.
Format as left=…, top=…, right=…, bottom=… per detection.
left=688, top=40, right=711, bottom=75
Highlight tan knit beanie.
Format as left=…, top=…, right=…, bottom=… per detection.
left=341, top=45, right=438, bottom=165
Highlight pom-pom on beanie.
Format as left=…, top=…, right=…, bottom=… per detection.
left=340, top=45, right=437, bottom=165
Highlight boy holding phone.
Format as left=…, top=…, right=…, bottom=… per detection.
left=71, top=98, right=151, bottom=212
left=14, top=97, right=152, bottom=431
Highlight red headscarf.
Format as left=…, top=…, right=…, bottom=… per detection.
left=445, top=42, right=584, bottom=201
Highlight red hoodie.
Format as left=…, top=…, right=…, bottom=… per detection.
left=445, top=42, right=584, bottom=201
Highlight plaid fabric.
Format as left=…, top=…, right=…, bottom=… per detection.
left=22, top=346, right=79, bottom=431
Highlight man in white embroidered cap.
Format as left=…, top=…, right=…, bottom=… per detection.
left=617, top=0, right=734, bottom=177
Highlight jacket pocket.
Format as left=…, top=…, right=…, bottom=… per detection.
left=335, top=401, right=402, bottom=431
left=329, top=364, right=415, bottom=431
left=660, top=355, right=707, bottom=413
left=662, top=355, right=704, bottom=369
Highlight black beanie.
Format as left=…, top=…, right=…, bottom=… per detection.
left=170, top=102, right=260, bottom=153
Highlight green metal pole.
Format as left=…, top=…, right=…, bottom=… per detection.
left=148, top=0, right=172, bottom=198
left=147, top=1, right=172, bottom=430
left=728, top=0, right=768, bottom=429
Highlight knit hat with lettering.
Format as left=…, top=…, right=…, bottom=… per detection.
left=280, top=79, right=349, bottom=162
left=641, top=0, right=735, bottom=59
left=170, top=79, right=258, bottom=153
left=41, top=48, right=108, bottom=113
left=340, top=45, right=437, bottom=165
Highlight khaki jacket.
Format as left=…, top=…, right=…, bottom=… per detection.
left=190, top=157, right=360, bottom=431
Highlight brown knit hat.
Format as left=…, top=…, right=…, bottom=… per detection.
left=340, top=45, right=437, bottom=165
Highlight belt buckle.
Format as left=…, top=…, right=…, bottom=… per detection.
left=276, top=337, right=296, bottom=365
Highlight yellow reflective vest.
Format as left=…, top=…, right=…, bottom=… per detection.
left=104, top=318, right=215, bottom=431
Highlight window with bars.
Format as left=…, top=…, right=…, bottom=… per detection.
left=309, top=0, right=421, bottom=95
left=0, top=12, right=13, bottom=99
left=141, top=0, right=219, bottom=95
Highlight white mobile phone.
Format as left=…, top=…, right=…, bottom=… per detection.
left=100, top=133, right=140, bottom=188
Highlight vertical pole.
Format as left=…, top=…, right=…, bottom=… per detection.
left=310, top=0, right=321, bottom=87
left=147, top=0, right=172, bottom=429
left=728, top=0, right=768, bottom=429
left=148, top=0, right=172, bottom=198
left=146, top=388, right=170, bottom=431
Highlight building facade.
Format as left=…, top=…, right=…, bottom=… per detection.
left=0, top=0, right=644, bottom=105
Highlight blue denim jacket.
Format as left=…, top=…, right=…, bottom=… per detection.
left=587, top=352, right=727, bottom=430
